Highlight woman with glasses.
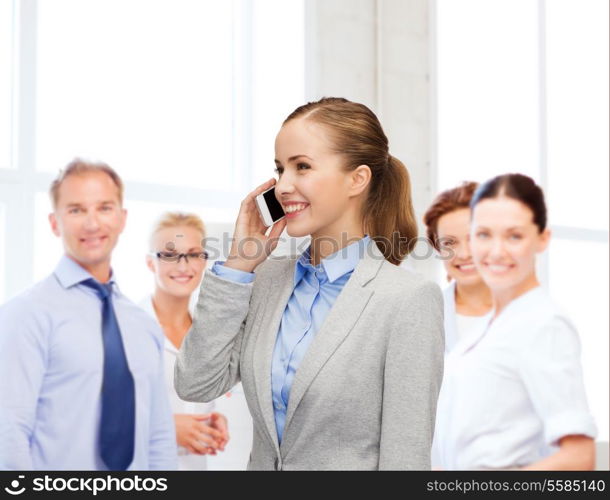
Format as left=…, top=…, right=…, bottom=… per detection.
left=141, top=212, right=229, bottom=470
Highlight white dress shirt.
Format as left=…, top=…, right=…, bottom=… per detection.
left=433, top=286, right=597, bottom=470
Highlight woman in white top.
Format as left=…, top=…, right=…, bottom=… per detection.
left=424, top=181, right=493, bottom=353
left=434, top=173, right=597, bottom=470
left=143, top=212, right=229, bottom=470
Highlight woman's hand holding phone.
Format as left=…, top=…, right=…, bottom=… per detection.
left=225, top=178, right=287, bottom=273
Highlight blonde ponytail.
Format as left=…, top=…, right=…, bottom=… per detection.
left=364, top=155, right=417, bottom=265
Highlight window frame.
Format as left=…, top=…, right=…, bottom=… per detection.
left=0, top=0, right=265, bottom=300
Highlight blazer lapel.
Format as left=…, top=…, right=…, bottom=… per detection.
left=280, top=240, right=384, bottom=451
left=252, top=257, right=297, bottom=455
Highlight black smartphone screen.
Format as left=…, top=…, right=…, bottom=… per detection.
left=263, top=188, right=285, bottom=221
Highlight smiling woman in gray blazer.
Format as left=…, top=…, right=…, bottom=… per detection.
left=175, top=98, right=444, bottom=470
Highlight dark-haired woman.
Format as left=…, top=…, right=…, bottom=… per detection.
left=175, top=97, right=444, bottom=470
left=434, top=173, right=596, bottom=470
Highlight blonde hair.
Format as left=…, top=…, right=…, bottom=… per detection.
left=284, top=97, right=418, bottom=265
left=49, top=158, right=124, bottom=208
left=149, top=212, right=206, bottom=251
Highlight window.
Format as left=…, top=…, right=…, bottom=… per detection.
left=545, top=0, right=609, bottom=231
left=436, top=0, right=609, bottom=441
left=436, top=0, right=540, bottom=190
left=1, top=0, right=305, bottom=300
left=250, top=0, right=305, bottom=184
left=0, top=0, right=14, bottom=169
left=0, top=202, right=5, bottom=303
left=35, top=0, right=235, bottom=190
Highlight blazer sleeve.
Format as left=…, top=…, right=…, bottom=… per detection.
left=378, top=280, right=445, bottom=470
left=174, top=268, right=254, bottom=403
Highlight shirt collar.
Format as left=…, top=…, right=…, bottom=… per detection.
left=294, top=235, right=370, bottom=285
left=54, top=254, right=117, bottom=290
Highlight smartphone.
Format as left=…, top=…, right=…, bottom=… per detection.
left=255, top=186, right=285, bottom=227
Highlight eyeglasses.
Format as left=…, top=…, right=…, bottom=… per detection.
left=153, top=251, right=209, bottom=263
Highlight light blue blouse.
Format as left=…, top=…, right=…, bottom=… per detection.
left=213, top=236, right=370, bottom=442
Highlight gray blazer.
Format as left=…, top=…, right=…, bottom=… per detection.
left=175, top=240, right=444, bottom=470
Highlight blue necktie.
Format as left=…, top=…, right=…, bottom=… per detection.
left=81, top=278, right=135, bottom=471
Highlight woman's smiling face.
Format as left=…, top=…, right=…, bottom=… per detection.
left=147, top=225, right=207, bottom=298
left=437, top=207, right=485, bottom=287
left=470, top=196, right=550, bottom=292
left=273, top=118, right=358, bottom=240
